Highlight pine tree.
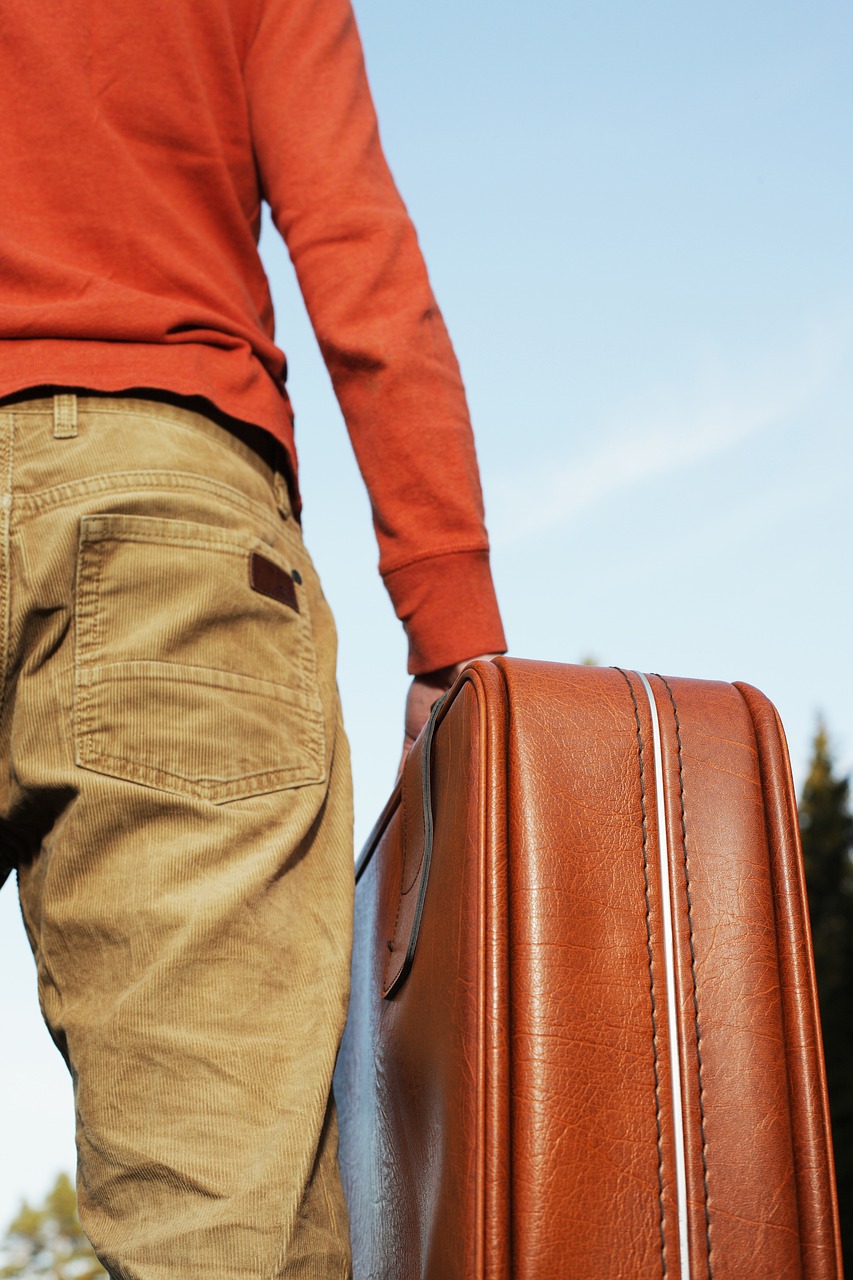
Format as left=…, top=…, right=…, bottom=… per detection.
left=800, top=722, right=853, bottom=1267
left=0, top=1172, right=106, bottom=1279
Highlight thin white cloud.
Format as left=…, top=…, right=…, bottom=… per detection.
left=489, top=315, right=853, bottom=544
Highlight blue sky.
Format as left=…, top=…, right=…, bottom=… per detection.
left=1, top=0, right=850, bottom=1227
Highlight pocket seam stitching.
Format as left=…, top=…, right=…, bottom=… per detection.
left=75, top=744, right=325, bottom=796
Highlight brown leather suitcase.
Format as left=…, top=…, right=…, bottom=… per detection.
left=335, top=659, right=843, bottom=1279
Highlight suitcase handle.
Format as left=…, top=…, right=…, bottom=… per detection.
left=382, top=692, right=447, bottom=998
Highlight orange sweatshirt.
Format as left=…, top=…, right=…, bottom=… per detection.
left=0, top=0, right=506, bottom=673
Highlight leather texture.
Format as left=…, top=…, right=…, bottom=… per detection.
left=248, top=550, right=299, bottom=612
left=335, top=659, right=843, bottom=1279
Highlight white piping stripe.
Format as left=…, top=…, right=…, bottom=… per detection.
left=637, top=671, right=691, bottom=1280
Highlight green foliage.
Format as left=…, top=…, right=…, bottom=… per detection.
left=0, top=1173, right=106, bottom=1279
left=800, top=722, right=853, bottom=1268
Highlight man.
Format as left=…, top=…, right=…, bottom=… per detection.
left=0, top=0, right=506, bottom=1274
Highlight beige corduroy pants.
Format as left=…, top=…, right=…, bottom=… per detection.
left=2, top=394, right=354, bottom=1279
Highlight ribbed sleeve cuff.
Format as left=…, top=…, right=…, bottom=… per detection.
left=383, top=548, right=508, bottom=675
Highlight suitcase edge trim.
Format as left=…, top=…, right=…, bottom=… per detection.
left=638, top=670, right=693, bottom=1280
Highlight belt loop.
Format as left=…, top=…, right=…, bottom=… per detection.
left=53, top=394, right=78, bottom=439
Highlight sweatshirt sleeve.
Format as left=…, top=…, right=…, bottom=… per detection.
left=244, top=0, right=506, bottom=673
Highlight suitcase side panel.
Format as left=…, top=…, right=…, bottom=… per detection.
left=337, top=673, right=509, bottom=1280
left=499, top=660, right=682, bottom=1279
left=735, top=682, right=844, bottom=1280
left=651, top=674, right=804, bottom=1279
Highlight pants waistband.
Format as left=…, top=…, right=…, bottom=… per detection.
left=0, top=386, right=297, bottom=511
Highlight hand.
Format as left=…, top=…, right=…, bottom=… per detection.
left=396, top=654, right=501, bottom=780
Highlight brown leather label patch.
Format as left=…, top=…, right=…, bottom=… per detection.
left=249, top=552, right=299, bottom=612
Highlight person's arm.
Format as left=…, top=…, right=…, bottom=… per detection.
left=245, top=0, right=506, bottom=678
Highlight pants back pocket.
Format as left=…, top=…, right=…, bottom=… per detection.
left=75, top=513, right=326, bottom=803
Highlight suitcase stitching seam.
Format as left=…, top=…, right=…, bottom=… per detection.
left=619, top=668, right=667, bottom=1277
left=659, top=675, right=713, bottom=1277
